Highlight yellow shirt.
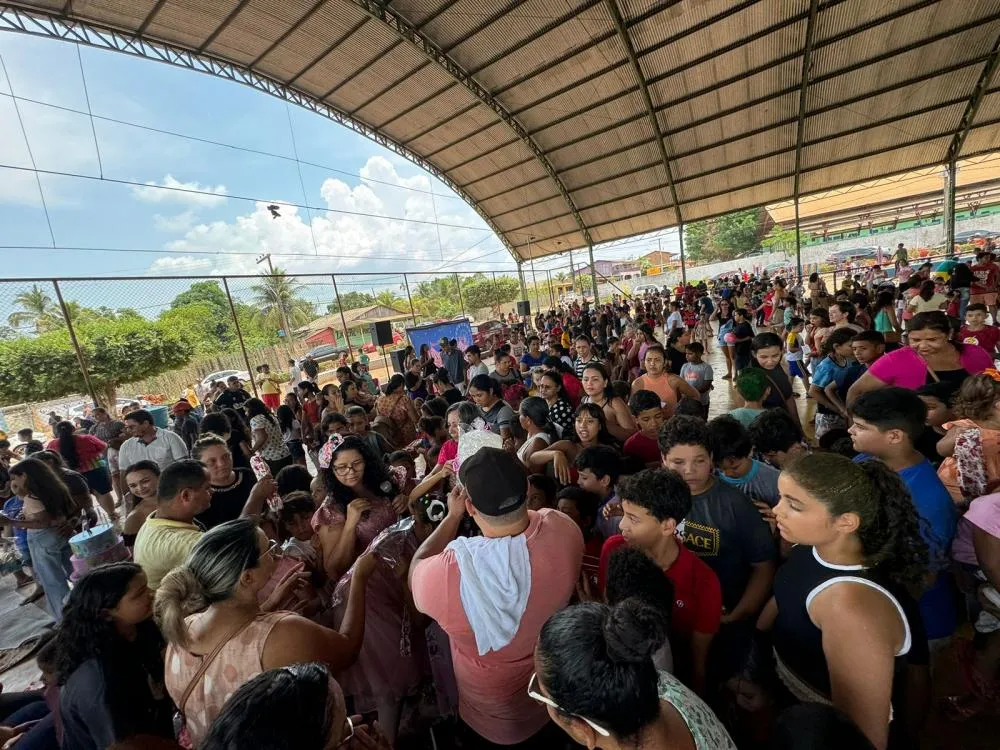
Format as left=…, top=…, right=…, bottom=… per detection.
left=561, top=330, right=571, bottom=349
left=259, top=375, right=280, bottom=395
left=184, top=387, right=201, bottom=408
left=133, top=512, right=203, bottom=588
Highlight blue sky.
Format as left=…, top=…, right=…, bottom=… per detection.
left=0, top=31, right=679, bottom=315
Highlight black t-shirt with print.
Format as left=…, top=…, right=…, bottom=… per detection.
left=683, top=479, right=777, bottom=611
left=732, top=322, right=754, bottom=358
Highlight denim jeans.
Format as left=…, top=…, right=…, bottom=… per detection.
left=26, top=527, right=72, bottom=621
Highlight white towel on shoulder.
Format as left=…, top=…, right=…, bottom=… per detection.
left=448, top=534, right=531, bottom=656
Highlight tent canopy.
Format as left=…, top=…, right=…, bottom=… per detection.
left=3, top=0, right=1000, bottom=261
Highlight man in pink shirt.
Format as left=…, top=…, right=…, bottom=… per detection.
left=410, top=448, right=584, bottom=747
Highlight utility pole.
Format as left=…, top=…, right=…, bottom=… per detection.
left=256, top=252, right=293, bottom=342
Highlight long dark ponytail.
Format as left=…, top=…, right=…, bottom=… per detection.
left=55, top=420, right=80, bottom=471
left=784, top=453, right=928, bottom=584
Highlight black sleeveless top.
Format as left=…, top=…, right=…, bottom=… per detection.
left=773, top=545, right=915, bottom=700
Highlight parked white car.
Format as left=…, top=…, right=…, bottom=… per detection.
left=200, top=369, right=251, bottom=390
left=631, top=284, right=660, bottom=296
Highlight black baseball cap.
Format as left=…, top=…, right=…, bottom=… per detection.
left=459, top=447, right=528, bottom=516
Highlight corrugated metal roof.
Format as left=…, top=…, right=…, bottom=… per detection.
left=3, top=0, right=999, bottom=261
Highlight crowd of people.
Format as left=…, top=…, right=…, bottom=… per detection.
left=1, top=253, right=999, bottom=749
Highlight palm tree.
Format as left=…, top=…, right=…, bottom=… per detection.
left=250, top=269, right=315, bottom=334
left=374, top=290, right=402, bottom=309
left=8, top=284, right=60, bottom=333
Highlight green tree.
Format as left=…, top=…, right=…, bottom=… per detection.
left=170, top=280, right=230, bottom=313
left=683, top=208, right=763, bottom=263
left=714, top=209, right=763, bottom=256
left=158, top=303, right=236, bottom=355
left=8, top=283, right=60, bottom=333
left=761, top=225, right=797, bottom=256
left=251, top=269, right=315, bottom=334
left=462, top=276, right=520, bottom=310
left=327, top=291, right=374, bottom=314
left=374, top=290, right=402, bottom=309
left=0, top=317, right=192, bottom=406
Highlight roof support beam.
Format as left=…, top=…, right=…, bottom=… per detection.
left=421, top=0, right=758, bottom=160
left=497, top=86, right=1000, bottom=232
left=348, top=0, right=594, bottom=255
left=356, top=0, right=524, bottom=127
left=791, top=0, right=820, bottom=279
left=319, top=38, right=402, bottom=101
left=321, top=0, right=458, bottom=106
left=287, top=16, right=368, bottom=87
left=523, top=114, right=1000, bottom=246
left=136, top=0, right=168, bottom=37
left=792, top=0, right=820, bottom=222
left=605, top=0, right=681, bottom=224
left=946, top=31, right=1000, bottom=162
left=247, top=0, right=328, bottom=69
left=196, top=0, right=249, bottom=53
left=455, top=3, right=993, bottom=192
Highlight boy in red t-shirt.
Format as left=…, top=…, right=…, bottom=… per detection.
left=624, top=389, right=666, bottom=467
left=959, top=302, right=1000, bottom=355
left=598, top=468, right=721, bottom=695
left=970, top=251, right=1000, bottom=318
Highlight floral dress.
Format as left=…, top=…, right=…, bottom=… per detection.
left=657, top=670, right=737, bottom=749
left=310, top=469, right=427, bottom=712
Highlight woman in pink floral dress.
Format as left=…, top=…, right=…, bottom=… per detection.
left=312, top=434, right=426, bottom=742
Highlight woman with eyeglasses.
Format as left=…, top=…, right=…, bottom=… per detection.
left=532, top=599, right=736, bottom=750
left=535, top=369, right=575, bottom=436
left=313, top=434, right=427, bottom=742
left=155, top=519, right=375, bottom=748
left=201, top=662, right=392, bottom=750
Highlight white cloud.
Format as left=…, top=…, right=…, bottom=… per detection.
left=131, top=174, right=228, bottom=206
left=153, top=210, right=197, bottom=232
left=147, top=255, right=214, bottom=274
left=154, top=156, right=501, bottom=276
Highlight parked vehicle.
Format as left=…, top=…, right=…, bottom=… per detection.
left=199, top=369, right=251, bottom=390
left=304, top=344, right=348, bottom=364
left=631, top=284, right=660, bottom=296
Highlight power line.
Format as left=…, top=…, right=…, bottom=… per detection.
left=0, top=162, right=505, bottom=234
left=0, top=243, right=515, bottom=264
left=0, top=89, right=469, bottom=199
left=0, top=55, right=56, bottom=247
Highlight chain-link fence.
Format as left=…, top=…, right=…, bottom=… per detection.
left=0, top=269, right=524, bottom=435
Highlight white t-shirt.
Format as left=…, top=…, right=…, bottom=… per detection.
left=666, top=311, right=684, bottom=331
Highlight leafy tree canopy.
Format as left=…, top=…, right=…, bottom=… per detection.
left=0, top=317, right=192, bottom=406
left=684, top=208, right=765, bottom=263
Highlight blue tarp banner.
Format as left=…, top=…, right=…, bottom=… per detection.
left=405, top=319, right=474, bottom=368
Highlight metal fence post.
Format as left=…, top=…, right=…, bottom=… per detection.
left=330, top=274, right=356, bottom=362
left=546, top=269, right=554, bottom=308
left=678, top=225, right=687, bottom=285
left=492, top=271, right=502, bottom=316
left=52, top=280, right=99, bottom=406
left=587, top=244, right=600, bottom=304
left=403, top=273, right=418, bottom=326
left=794, top=197, right=803, bottom=282
left=455, top=273, right=467, bottom=318
left=221, top=277, right=259, bottom=398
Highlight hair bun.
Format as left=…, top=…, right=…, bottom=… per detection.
left=602, top=598, right=665, bottom=665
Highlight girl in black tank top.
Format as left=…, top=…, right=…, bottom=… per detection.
left=761, top=453, right=929, bottom=750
